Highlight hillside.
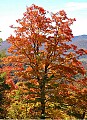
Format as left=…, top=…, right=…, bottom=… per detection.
left=0, top=40, right=11, bottom=51
left=0, top=35, right=87, bottom=52
left=72, top=35, right=87, bottom=49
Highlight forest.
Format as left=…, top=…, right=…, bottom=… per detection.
left=0, top=4, right=87, bottom=119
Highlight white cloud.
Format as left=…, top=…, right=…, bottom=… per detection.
left=0, top=16, right=17, bottom=40
left=0, top=1, right=87, bottom=40
left=64, top=2, right=87, bottom=36
left=70, top=19, right=87, bottom=36
left=65, top=2, right=87, bottom=11
left=0, top=12, right=23, bottom=40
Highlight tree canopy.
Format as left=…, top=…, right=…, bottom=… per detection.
left=2, top=4, right=87, bottom=119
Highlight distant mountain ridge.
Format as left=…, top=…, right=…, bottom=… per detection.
left=72, top=35, right=87, bottom=49
left=0, top=41, right=11, bottom=51
left=72, top=35, right=87, bottom=41
left=0, top=35, right=87, bottom=52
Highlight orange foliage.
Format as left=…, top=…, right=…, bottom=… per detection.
left=2, top=4, right=87, bottom=118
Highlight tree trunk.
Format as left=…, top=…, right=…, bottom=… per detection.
left=40, top=80, right=45, bottom=119
left=40, top=65, right=48, bottom=119
left=82, top=112, right=85, bottom=119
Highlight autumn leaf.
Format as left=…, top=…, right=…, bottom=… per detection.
left=3, top=4, right=87, bottom=119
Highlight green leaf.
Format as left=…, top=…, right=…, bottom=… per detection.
left=35, top=97, right=41, bottom=102
left=0, top=38, right=2, bottom=44
left=53, top=83, right=59, bottom=87
left=25, top=82, right=38, bottom=88
left=46, top=74, right=54, bottom=82
left=2, top=83, right=10, bottom=90
left=0, top=72, right=6, bottom=79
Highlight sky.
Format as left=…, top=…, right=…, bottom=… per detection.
left=0, top=0, right=87, bottom=40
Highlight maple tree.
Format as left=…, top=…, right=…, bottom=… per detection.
left=69, top=78, right=87, bottom=119
left=3, top=4, right=87, bottom=119
left=7, top=82, right=41, bottom=119
left=0, top=31, right=2, bottom=42
left=0, top=72, right=10, bottom=118
left=0, top=43, right=10, bottom=118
